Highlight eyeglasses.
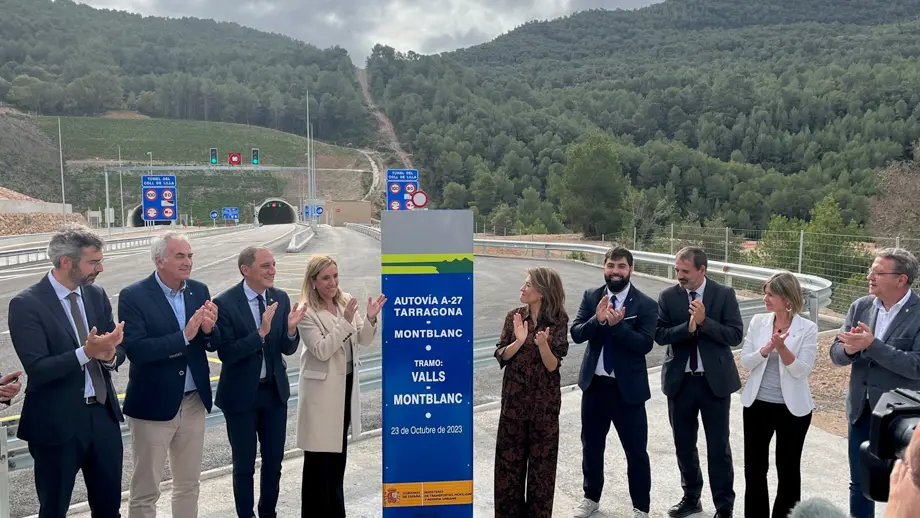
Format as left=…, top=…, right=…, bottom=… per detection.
left=867, top=269, right=903, bottom=278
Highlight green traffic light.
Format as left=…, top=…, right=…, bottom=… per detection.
left=253, top=159, right=259, bottom=164
left=211, top=158, right=217, bottom=164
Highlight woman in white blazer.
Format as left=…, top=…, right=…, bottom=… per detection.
left=739, top=271, right=818, bottom=518
left=295, top=254, right=386, bottom=517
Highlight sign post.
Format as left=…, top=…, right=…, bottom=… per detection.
left=142, top=175, right=178, bottom=223
left=386, top=169, right=419, bottom=211
left=209, top=210, right=218, bottom=227
left=381, top=210, right=474, bottom=516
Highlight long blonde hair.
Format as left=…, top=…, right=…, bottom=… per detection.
left=300, top=255, right=346, bottom=311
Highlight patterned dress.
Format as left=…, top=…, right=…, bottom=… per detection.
left=493, top=305, right=570, bottom=518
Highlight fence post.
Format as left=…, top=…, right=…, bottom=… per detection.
left=896, top=236, right=901, bottom=248
left=725, top=227, right=730, bottom=262
left=633, top=227, right=637, bottom=250
left=798, top=230, right=805, bottom=273
left=809, top=292, right=819, bottom=327
left=668, top=224, right=675, bottom=280
left=0, top=425, right=9, bottom=518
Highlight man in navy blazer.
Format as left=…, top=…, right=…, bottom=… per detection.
left=118, top=231, right=220, bottom=518
left=8, top=224, right=126, bottom=517
left=213, top=246, right=305, bottom=518
left=571, top=246, right=657, bottom=518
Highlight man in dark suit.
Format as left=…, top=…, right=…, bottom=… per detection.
left=213, top=246, right=305, bottom=518
left=571, top=246, right=657, bottom=518
left=830, top=248, right=920, bottom=518
left=118, top=231, right=220, bottom=518
left=656, top=246, right=743, bottom=518
left=8, top=224, right=126, bottom=517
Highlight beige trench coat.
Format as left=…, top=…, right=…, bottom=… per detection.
left=295, top=292, right=377, bottom=453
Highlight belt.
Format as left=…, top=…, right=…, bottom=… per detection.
left=85, top=396, right=100, bottom=405
left=686, top=371, right=705, bottom=377
left=258, top=377, right=269, bottom=384
left=184, top=390, right=197, bottom=396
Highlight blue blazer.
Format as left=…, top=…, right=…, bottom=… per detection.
left=118, top=273, right=219, bottom=421
left=8, top=275, right=125, bottom=445
left=213, top=281, right=299, bottom=413
left=570, top=284, right=657, bottom=405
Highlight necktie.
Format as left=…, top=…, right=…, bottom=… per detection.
left=67, top=292, right=107, bottom=404
left=603, top=296, right=616, bottom=374
left=258, top=294, right=273, bottom=380
left=689, top=291, right=699, bottom=372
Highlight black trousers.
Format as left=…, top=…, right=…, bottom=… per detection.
left=667, top=375, right=734, bottom=511
left=29, top=402, right=122, bottom=518
left=743, top=400, right=812, bottom=518
left=302, top=372, right=353, bottom=518
left=225, top=382, right=288, bottom=518
left=581, top=375, right=651, bottom=512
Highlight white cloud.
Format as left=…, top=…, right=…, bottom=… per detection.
left=80, top=0, right=660, bottom=64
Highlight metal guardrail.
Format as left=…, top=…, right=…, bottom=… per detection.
left=285, top=224, right=315, bottom=252
left=345, top=222, right=834, bottom=326
left=0, top=225, right=255, bottom=267
left=2, top=336, right=511, bottom=472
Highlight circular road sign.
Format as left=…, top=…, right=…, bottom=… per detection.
left=229, top=152, right=242, bottom=165
left=390, top=200, right=401, bottom=210
left=315, top=206, right=324, bottom=215
left=389, top=183, right=400, bottom=194
left=163, top=207, right=174, bottom=218
left=162, top=189, right=174, bottom=201
left=144, top=189, right=157, bottom=201
left=411, top=190, right=429, bottom=208
left=209, top=210, right=218, bottom=219
left=406, top=201, right=415, bottom=210
left=146, top=207, right=158, bottom=219
left=405, top=183, right=416, bottom=194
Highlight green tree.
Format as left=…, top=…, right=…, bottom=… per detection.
left=556, top=133, right=629, bottom=236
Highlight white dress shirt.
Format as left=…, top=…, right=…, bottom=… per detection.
left=685, top=277, right=706, bottom=373
left=243, top=282, right=299, bottom=379
left=47, top=271, right=115, bottom=398
left=874, top=289, right=913, bottom=340
left=594, top=283, right=631, bottom=377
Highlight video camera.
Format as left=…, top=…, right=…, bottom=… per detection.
left=859, top=388, right=920, bottom=501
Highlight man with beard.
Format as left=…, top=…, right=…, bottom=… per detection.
left=8, top=224, right=126, bottom=517
left=656, top=246, right=743, bottom=518
left=119, top=231, right=220, bottom=518
left=571, top=246, right=657, bottom=518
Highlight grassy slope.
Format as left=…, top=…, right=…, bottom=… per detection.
left=35, top=116, right=363, bottom=166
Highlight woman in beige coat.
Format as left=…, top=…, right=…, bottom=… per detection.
left=295, top=254, right=385, bottom=517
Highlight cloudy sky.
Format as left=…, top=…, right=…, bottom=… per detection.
left=82, top=0, right=659, bottom=64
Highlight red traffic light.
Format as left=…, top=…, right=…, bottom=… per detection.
left=229, top=152, right=242, bottom=165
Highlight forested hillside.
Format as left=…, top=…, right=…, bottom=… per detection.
left=367, top=0, right=920, bottom=236
left=0, top=0, right=374, bottom=146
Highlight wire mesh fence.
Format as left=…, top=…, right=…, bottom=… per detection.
left=475, top=222, right=920, bottom=317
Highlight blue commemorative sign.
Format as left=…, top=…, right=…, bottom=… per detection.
left=142, top=175, right=177, bottom=221
left=386, top=169, right=419, bottom=211
left=381, top=210, right=474, bottom=516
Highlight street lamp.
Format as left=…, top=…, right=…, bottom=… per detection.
left=145, top=152, right=152, bottom=229
left=104, top=166, right=111, bottom=238
left=118, top=145, right=124, bottom=232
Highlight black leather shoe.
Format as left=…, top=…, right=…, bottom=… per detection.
left=713, top=510, right=733, bottom=518
left=667, top=496, right=703, bottom=517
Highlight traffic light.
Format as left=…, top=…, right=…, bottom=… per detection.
left=251, top=148, right=260, bottom=165
left=209, top=148, right=218, bottom=165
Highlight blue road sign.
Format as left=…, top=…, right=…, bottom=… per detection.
left=209, top=210, right=218, bottom=220
left=142, top=176, right=177, bottom=221
left=304, top=205, right=324, bottom=217
left=381, top=211, right=474, bottom=515
left=315, top=206, right=324, bottom=215
left=386, top=169, right=419, bottom=211
left=222, top=207, right=239, bottom=220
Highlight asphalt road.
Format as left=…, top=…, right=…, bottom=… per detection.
left=2, top=224, right=721, bottom=516
left=0, top=223, right=297, bottom=517
left=0, top=225, right=185, bottom=252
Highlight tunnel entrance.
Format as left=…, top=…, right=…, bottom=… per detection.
left=129, top=204, right=174, bottom=227
left=257, top=199, right=297, bottom=225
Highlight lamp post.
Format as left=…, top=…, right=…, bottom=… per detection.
left=58, top=117, right=66, bottom=222
left=104, top=166, right=111, bottom=238
left=118, top=145, right=124, bottom=232
left=145, top=152, right=153, bottom=230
